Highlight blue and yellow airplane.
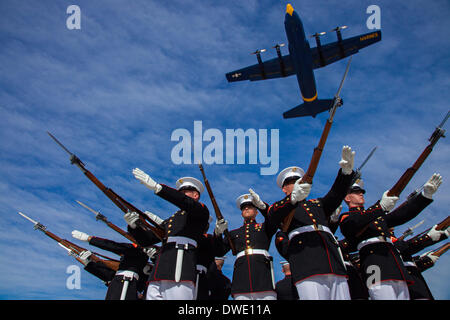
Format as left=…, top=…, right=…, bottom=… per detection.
left=226, top=4, right=382, bottom=118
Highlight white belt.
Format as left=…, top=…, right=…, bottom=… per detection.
left=357, top=236, right=392, bottom=251
left=288, top=224, right=333, bottom=240
left=115, top=270, right=139, bottom=280
left=403, top=261, right=417, bottom=268
left=167, top=236, right=197, bottom=283
left=166, top=236, right=197, bottom=248
left=236, top=249, right=271, bottom=259
left=196, top=264, right=208, bottom=274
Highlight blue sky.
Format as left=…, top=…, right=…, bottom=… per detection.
left=0, top=0, right=448, bottom=299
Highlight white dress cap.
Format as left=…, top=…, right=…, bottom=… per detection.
left=276, top=166, right=304, bottom=189
left=176, top=177, right=205, bottom=194
left=236, top=193, right=254, bottom=209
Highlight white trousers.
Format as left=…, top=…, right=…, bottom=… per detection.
left=368, top=280, right=410, bottom=300
left=295, top=274, right=351, bottom=300
left=234, top=292, right=277, bottom=300
left=146, top=281, right=195, bottom=300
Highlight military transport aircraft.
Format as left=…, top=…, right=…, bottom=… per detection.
left=225, top=4, right=382, bottom=118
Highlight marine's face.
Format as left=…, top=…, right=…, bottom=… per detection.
left=345, top=191, right=365, bottom=207
left=241, top=204, right=258, bottom=220
left=282, top=181, right=295, bottom=196
left=181, top=189, right=200, bottom=201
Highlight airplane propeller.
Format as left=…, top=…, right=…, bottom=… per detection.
left=272, top=43, right=285, bottom=57
left=309, top=32, right=326, bottom=38
left=331, top=25, right=348, bottom=32
left=331, top=26, right=347, bottom=42
left=252, top=49, right=267, bottom=79
left=310, top=32, right=326, bottom=48
left=251, top=49, right=266, bottom=55
left=272, top=43, right=285, bottom=49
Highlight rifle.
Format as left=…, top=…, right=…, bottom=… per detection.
left=47, top=132, right=165, bottom=240
left=387, top=111, right=449, bottom=197
left=435, top=215, right=450, bottom=231
left=396, top=219, right=425, bottom=241
left=355, top=113, right=449, bottom=238
left=198, top=163, right=237, bottom=255
left=350, top=146, right=377, bottom=186
left=18, top=211, right=120, bottom=271
left=282, top=57, right=352, bottom=232
left=76, top=200, right=137, bottom=243
left=408, top=215, right=449, bottom=242
left=431, top=242, right=450, bottom=257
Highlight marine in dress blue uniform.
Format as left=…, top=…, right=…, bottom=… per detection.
left=216, top=192, right=279, bottom=300
left=128, top=169, right=210, bottom=300
left=267, top=146, right=356, bottom=300
left=339, top=174, right=442, bottom=300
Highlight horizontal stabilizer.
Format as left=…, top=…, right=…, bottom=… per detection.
left=283, top=99, right=335, bottom=118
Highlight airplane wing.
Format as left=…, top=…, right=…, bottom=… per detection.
left=225, top=30, right=381, bottom=82
left=225, top=54, right=296, bottom=82
left=311, top=30, right=381, bottom=69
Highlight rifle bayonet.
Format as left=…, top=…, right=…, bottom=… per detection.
left=400, top=219, right=425, bottom=239
left=18, top=212, right=46, bottom=232
left=47, top=131, right=86, bottom=172
left=429, top=110, right=449, bottom=144
left=352, top=146, right=377, bottom=185
left=76, top=200, right=107, bottom=222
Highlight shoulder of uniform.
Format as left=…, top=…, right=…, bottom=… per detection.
left=339, top=213, right=350, bottom=223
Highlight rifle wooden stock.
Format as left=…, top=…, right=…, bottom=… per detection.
left=104, top=220, right=137, bottom=243
left=281, top=119, right=333, bottom=232
left=387, top=145, right=434, bottom=197
left=387, top=113, right=447, bottom=197
left=404, top=216, right=449, bottom=244
left=198, top=164, right=237, bottom=255
left=435, top=215, right=450, bottom=231
left=432, top=242, right=450, bottom=257
left=74, top=160, right=165, bottom=240
left=41, top=228, right=120, bottom=271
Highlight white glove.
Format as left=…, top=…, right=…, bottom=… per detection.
left=339, top=145, right=355, bottom=175
left=426, top=224, right=446, bottom=241
left=143, top=247, right=158, bottom=259
left=132, top=168, right=162, bottom=193
left=214, top=218, right=228, bottom=236
left=249, top=188, right=266, bottom=210
left=421, top=251, right=439, bottom=264
left=422, top=173, right=443, bottom=199
left=290, top=181, right=311, bottom=205
left=79, top=250, right=92, bottom=264
left=72, top=230, right=90, bottom=242
left=379, top=190, right=399, bottom=212
left=144, top=211, right=164, bottom=226
left=330, top=204, right=343, bottom=223
left=124, top=211, right=140, bottom=229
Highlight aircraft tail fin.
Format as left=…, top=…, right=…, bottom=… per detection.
left=283, top=99, right=335, bottom=119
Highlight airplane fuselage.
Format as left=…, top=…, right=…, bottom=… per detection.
left=284, top=10, right=317, bottom=102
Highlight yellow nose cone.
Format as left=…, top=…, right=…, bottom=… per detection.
left=286, top=3, right=294, bottom=16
